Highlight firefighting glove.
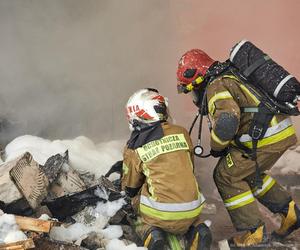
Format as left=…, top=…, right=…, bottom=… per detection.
left=122, top=195, right=137, bottom=220
left=105, top=160, right=123, bottom=178
left=210, top=148, right=228, bottom=158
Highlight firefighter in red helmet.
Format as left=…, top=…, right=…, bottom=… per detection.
left=176, top=49, right=300, bottom=247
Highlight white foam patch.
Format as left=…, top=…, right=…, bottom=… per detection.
left=94, top=199, right=126, bottom=218
left=50, top=223, right=93, bottom=242
left=204, top=220, right=212, bottom=228
left=38, top=214, right=51, bottom=221
left=94, top=188, right=126, bottom=218
left=0, top=213, right=27, bottom=244
left=101, top=225, right=123, bottom=239
left=4, top=231, right=27, bottom=243
left=218, top=239, right=230, bottom=250
left=4, top=135, right=125, bottom=178
left=50, top=196, right=127, bottom=245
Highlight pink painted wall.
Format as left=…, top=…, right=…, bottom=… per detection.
left=169, top=0, right=300, bottom=133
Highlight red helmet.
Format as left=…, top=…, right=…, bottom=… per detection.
left=176, top=49, right=215, bottom=93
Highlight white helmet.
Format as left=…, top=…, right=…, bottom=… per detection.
left=126, top=88, right=168, bottom=131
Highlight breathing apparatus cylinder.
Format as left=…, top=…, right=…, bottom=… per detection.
left=230, top=40, right=300, bottom=106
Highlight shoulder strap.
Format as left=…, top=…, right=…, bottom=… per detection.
left=225, top=68, right=274, bottom=189
left=243, top=55, right=271, bottom=77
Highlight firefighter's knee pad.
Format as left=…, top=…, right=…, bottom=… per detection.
left=187, top=223, right=212, bottom=250
left=143, top=227, right=167, bottom=250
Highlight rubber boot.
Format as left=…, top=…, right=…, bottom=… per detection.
left=272, top=200, right=300, bottom=239
left=143, top=227, right=166, bottom=250
left=228, top=225, right=268, bottom=247
left=187, top=223, right=212, bottom=250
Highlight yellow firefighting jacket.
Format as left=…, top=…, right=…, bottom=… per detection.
left=121, top=122, right=205, bottom=234
left=207, top=74, right=297, bottom=152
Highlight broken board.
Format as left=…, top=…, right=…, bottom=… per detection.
left=42, top=176, right=123, bottom=220
left=15, top=216, right=60, bottom=233
left=49, top=166, right=86, bottom=198
left=0, top=155, right=25, bottom=204
left=33, top=238, right=88, bottom=250
left=0, top=238, right=35, bottom=250
left=9, top=152, right=49, bottom=209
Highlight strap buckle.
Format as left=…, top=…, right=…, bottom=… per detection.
left=251, top=125, right=264, bottom=140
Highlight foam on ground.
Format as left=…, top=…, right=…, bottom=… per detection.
left=0, top=213, right=27, bottom=244
left=4, top=135, right=125, bottom=178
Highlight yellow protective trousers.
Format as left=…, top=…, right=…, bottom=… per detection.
left=213, top=146, right=292, bottom=231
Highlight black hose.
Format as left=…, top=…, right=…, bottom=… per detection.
left=189, top=85, right=211, bottom=158
left=189, top=111, right=200, bottom=135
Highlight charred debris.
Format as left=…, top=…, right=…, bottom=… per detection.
left=0, top=151, right=137, bottom=250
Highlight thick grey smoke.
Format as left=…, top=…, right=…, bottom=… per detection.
left=0, top=0, right=299, bottom=150
left=0, top=0, right=178, bottom=144
left=0, top=0, right=299, bottom=198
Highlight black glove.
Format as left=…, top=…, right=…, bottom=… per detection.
left=105, top=160, right=123, bottom=178
left=210, top=148, right=228, bottom=158
left=122, top=195, right=137, bottom=219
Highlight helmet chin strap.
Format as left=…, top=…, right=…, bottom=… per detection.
left=131, top=120, right=164, bottom=132
left=177, top=74, right=205, bottom=94
left=187, top=75, right=205, bottom=92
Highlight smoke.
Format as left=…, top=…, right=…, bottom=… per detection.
left=0, top=0, right=178, bottom=144
left=0, top=0, right=299, bottom=151
left=0, top=0, right=299, bottom=225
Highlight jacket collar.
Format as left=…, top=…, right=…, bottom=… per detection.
left=127, top=121, right=165, bottom=149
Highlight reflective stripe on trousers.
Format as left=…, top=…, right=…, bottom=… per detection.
left=252, top=175, right=276, bottom=198
left=224, top=175, right=276, bottom=210
left=224, top=190, right=255, bottom=210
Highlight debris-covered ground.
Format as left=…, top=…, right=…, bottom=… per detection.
left=0, top=135, right=146, bottom=250
left=1, top=135, right=300, bottom=249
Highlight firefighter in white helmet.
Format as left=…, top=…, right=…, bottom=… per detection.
left=121, top=88, right=212, bottom=250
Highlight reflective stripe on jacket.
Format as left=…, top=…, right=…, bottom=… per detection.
left=206, top=74, right=297, bottom=151
left=121, top=122, right=205, bottom=233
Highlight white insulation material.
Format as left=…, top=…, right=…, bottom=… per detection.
left=3, top=135, right=125, bottom=178
left=0, top=213, right=27, bottom=244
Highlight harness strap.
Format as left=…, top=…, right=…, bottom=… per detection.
left=237, top=103, right=274, bottom=189
left=241, top=106, right=274, bottom=114
left=243, top=55, right=271, bottom=77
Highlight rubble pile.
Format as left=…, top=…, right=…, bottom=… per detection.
left=0, top=135, right=145, bottom=250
